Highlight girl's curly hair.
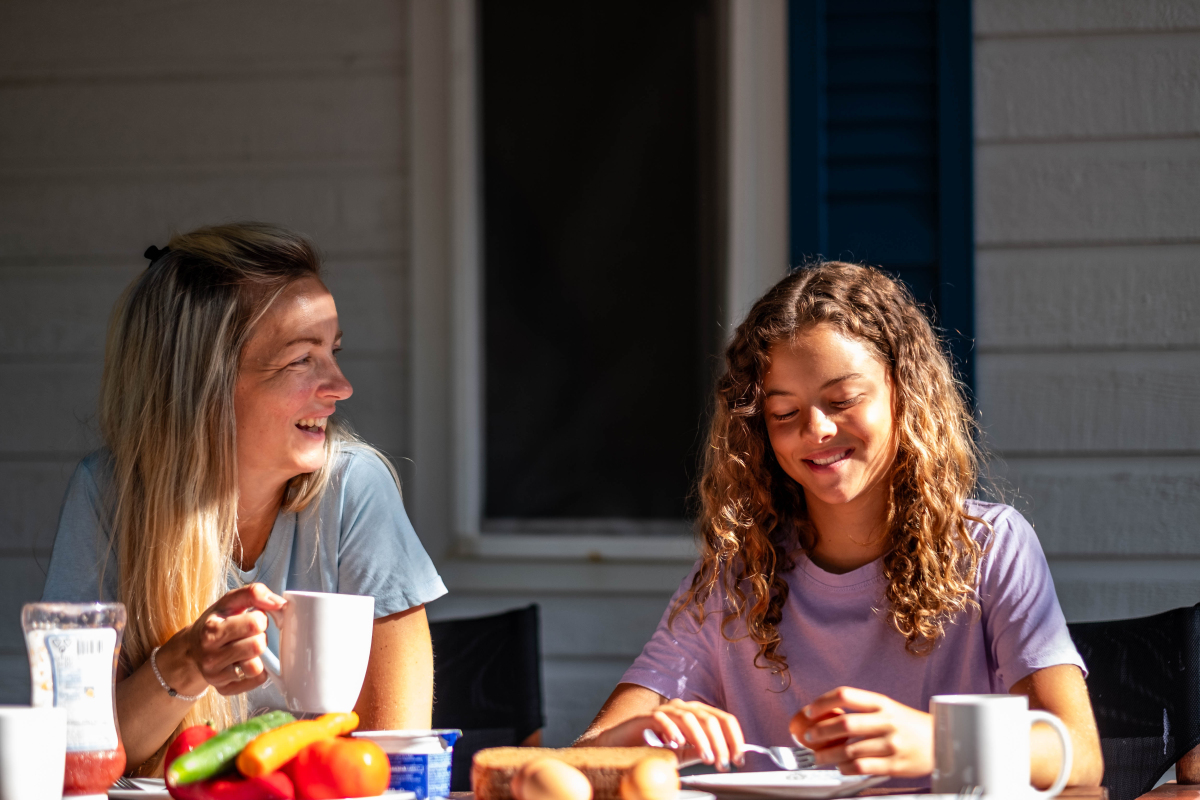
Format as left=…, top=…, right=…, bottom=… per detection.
left=671, top=261, right=986, bottom=675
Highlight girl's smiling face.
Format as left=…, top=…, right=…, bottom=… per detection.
left=234, top=277, right=353, bottom=484
left=763, top=323, right=898, bottom=513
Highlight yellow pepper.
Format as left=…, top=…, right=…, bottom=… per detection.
left=235, top=712, right=359, bottom=778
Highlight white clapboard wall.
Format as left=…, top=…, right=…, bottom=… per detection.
left=974, top=0, right=1200, bottom=620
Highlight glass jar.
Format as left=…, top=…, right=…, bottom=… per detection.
left=23, top=602, right=128, bottom=797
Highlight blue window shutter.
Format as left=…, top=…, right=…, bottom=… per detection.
left=936, top=0, right=975, bottom=389
left=788, top=0, right=975, bottom=389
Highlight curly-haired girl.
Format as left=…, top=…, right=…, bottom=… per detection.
left=578, top=262, right=1102, bottom=789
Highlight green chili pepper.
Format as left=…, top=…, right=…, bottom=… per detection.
left=166, top=711, right=296, bottom=787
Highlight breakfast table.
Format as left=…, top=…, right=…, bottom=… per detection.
left=1137, top=786, right=1200, bottom=800
left=447, top=784, right=1200, bottom=800
left=865, top=787, right=1200, bottom=800
left=860, top=789, right=1108, bottom=798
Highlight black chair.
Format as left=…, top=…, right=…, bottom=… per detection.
left=1068, top=603, right=1200, bottom=800
left=430, top=604, right=545, bottom=792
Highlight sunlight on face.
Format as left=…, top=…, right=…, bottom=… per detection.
left=762, top=323, right=897, bottom=513
left=234, top=277, right=352, bottom=484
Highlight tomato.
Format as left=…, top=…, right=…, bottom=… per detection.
left=285, top=738, right=389, bottom=800
left=64, top=746, right=127, bottom=796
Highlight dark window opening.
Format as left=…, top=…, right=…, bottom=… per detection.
left=482, top=0, right=721, bottom=523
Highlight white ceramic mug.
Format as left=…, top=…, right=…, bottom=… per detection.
left=260, top=590, right=375, bottom=714
left=0, top=706, right=66, bottom=800
left=931, top=694, right=1072, bottom=798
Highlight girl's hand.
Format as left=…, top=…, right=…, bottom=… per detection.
left=164, top=583, right=286, bottom=697
left=789, top=687, right=932, bottom=778
left=594, top=699, right=747, bottom=771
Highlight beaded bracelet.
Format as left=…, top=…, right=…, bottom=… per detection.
left=150, top=645, right=205, bottom=702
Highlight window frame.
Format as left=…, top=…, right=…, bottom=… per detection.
left=425, top=0, right=789, bottom=566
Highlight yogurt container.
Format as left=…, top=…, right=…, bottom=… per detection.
left=352, top=729, right=461, bottom=799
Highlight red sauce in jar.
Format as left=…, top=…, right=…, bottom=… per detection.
left=64, top=742, right=127, bottom=795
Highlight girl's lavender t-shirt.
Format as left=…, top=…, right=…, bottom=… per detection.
left=621, top=501, right=1084, bottom=750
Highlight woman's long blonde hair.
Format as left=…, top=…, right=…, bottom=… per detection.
left=673, top=262, right=985, bottom=675
left=99, top=222, right=383, bottom=770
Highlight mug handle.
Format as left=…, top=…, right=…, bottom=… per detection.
left=257, top=607, right=287, bottom=684
left=1028, top=710, right=1073, bottom=799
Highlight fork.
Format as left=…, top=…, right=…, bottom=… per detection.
left=112, top=777, right=165, bottom=792
left=740, top=742, right=816, bottom=770
left=642, top=729, right=816, bottom=770
left=956, top=786, right=984, bottom=799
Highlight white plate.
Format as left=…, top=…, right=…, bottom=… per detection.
left=680, top=791, right=718, bottom=800
left=109, top=788, right=169, bottom=799
left=681, top=770, right=889, bottom=799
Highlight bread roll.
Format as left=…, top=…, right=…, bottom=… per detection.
left=473, top=747, right=677, bottom=800
left=512, top=758, right=593, bottom=800
left=619, top=756, right=680, bottom=800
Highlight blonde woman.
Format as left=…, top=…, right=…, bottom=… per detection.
left=579, top=263, right=1102, bottom=789
left=42, top=223, right=445, bottom=773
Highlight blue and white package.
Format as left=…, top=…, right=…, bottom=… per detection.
left=351, top=729, right=462, bottom=800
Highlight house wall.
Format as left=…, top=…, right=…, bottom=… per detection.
left=973, top=0, right=1200, bottom=621
left=0, top=0, right=411, bottom=699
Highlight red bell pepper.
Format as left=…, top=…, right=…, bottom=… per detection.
left=165, top=725, right=218, bottom=773
left=168, top=772, right=295, bottom=800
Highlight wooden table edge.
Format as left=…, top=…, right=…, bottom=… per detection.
left=451, top=781, right=1200, bottom=800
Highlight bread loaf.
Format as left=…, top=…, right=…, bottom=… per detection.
left=473, top=747, right=677, bottom=800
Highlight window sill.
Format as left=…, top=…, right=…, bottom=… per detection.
left=458, top=532, right=697, bottom=561
left=438, top=533, right=698, bottom=594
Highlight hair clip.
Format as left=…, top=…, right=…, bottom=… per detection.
left=143, top=245, right=171, bottom=265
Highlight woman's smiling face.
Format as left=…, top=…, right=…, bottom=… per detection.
left=763, top=323, right=897, bottom=512
left=234, top=277, right=352, bottom=484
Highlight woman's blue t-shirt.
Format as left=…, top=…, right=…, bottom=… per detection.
left=41, top=444, right=447, bottom=712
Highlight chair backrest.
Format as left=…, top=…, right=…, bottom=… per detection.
left=1068, top=603, right=1200, bottom=800
left=430, top=604, right=544, bottom=791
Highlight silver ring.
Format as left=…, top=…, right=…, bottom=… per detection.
left=232, top=662, right=245, bottom=681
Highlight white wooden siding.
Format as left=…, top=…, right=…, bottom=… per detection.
left=0, top=462, right=76, bottom=554
left=975, top=1, right=1200, bottom=36
left=978, top=139, right=1200, bottom=246
left=979, top=352, right=1200, bottom=453
left=977, top=246, right=1200, bottom=349
left=977, top=34, right=1200, bottom=141
left=0, top=2, right=405, bottom=74
left=998, top=457, right=1200, bottom=555
left=974, top=0, right=1200, bottom=622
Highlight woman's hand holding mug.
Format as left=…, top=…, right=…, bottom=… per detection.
left=161, top=583, right=287, bottom=697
